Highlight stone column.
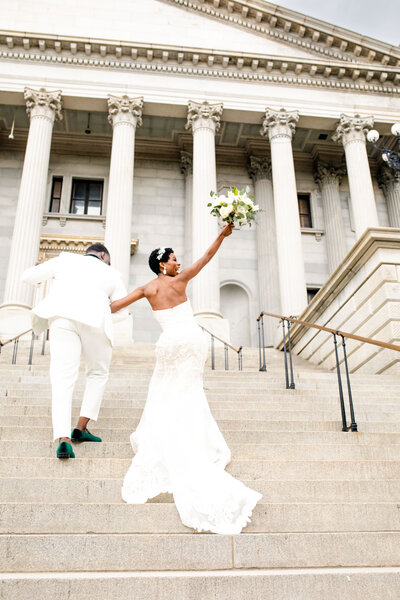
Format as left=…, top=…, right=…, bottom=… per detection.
left=378, top=167, right=400, bottom=227
left=314, top=161, right=347, bottom=273
left=180, top=151, right=193, bottom=269
left=2, top=88, right=62, bottom=311
left=333, top=114, right=378, bottom=238
left=260, top=108, right=307, bottom=316
left=248, top=156, right=280, bottom=345
left=185, top=101, right=228, bottom=337
left=104, top=95, right=143, bottom=287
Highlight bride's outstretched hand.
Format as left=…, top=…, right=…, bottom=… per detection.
left=221, top=223, right=234, bottom=237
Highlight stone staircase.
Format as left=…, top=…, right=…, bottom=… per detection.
left=1, top=343, right=400, bottom=599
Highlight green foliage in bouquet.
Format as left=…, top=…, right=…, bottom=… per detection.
left=208, top=186, right=260, bottom=227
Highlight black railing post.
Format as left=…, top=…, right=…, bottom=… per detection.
left=333, top=333, right=348, bottom=431
left=12, top=338, right=18, bottom=365
left=224, top=344, right=229, bottom=371
left=257, top=318, right=262, bottom=371
left=28, top=332, right=35, bottom=366
left=341, top=335, right=358, bottom=432
left=287, top=320, right=295, bottom=390
left=282, top=320, right=290, bottom=389
left=259, top=314, right=267, bottom=372
left=238, top=347, right=243, bottom=371
left=211, top=335, right=215, bottom=371
left=41, top=330, right=47, bottom=356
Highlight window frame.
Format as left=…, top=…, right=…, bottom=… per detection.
left=69, top=178, right=104, bottom=216
left=297, top=192, right=313, bottom=229
left=49, top=176, right=63, bottom=213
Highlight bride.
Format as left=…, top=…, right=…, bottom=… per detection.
left=110, top=223, right=261, bottom=534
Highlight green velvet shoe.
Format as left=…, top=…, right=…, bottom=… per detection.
left=71, top=428, right=102, bottom=443
left=56, top=441, right=75, bottom=459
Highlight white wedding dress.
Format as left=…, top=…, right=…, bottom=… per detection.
left=122, top=299, right=262, bottom=534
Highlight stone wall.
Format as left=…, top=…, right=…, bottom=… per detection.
left=289, top=228, right=400, bottom=375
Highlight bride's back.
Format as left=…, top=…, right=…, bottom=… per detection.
left=143, top=276, right=187, bottom=311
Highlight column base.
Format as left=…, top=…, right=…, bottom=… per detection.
left=0, top=305, right=33, bottom=343
left=112, top=312, right=135, bottom=346
left=194, top=313, right=230, bottom=345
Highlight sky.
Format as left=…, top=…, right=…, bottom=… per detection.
left=278, top=0, right=400, bottom=46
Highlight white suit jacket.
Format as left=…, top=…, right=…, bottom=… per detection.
left=22, top=252, right=127, bottom=345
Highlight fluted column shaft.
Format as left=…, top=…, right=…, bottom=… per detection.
left=186, top=101, right=223, bottom=318
left=104, top=95, right=143, bottom=286
left=3, top=88, right=62, bottom=308
left=249, top=157, right=280, bottom=345
left=333, top=114, right=378, bottom=238
left=378, top=167, right=400, bottom=227
left=261, top=108, right=307, bottom=316
left=180, top=151, right=193, bottom=269
left=314, top=162, right=347, bottom=273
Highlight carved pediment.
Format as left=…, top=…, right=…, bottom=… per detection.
left=39, top=235, right=139, bottom=263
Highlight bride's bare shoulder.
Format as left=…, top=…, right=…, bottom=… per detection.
left=143, top=278, right=159, bottom=296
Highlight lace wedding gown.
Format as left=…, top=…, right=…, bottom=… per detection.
left=122, top=299, right=262, bottom=534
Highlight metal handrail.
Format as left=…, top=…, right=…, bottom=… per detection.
left=199, top=324, right=243, bottom=371
left=257, top=311, right=400, bottom=353
left=0, top=328, right=32, bottom=347
left=254, top=310, right=400, bottom=433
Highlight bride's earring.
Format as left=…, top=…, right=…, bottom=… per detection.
left=163, top=267, right=167, bottom=275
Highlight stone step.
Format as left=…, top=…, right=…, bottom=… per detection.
left=1, top=567, right=400, bottom=600
left=2, top=501, right=400, bottom=535
left=2, top=532, right=400, bottom=572
left=2, top=440, right=400, bottom=461
left=2, top=397, right=400, bottom=412
left=3, top=478, right=400, bottom=504
left=3, top=457, right=400, bottom=480
left=1, top=426, right=398, bottom=445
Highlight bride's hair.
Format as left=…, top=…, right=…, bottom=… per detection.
left=149, top=247, right=174, bottom=274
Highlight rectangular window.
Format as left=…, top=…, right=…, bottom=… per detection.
left=49, top=176, right=63, bottom=213
left=298, top=193, right=312, bottom=228
left=70, top=179, right=103, bottom=216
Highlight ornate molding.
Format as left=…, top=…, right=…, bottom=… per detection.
left=248, top=156, right=272, bottom=182
left=39, top=234, right=138, bottom=263
left=0, top=33, right=399, bottom=95
left=332, top=113, right=374, bottom=146
left=24, top=87, right=62, bottom=123
left=260, top=108, right=299, bottom=141
left=314, top=161, right=346, bottom=187
left=107, top=95, right=143, bottom=128
left=180, top=151, right=193, bottom=176
left=161, top=0, right=400, bottom=68
left=378, top=166, right=400, bottom=193
left=185, top=100, right=223, bottom=134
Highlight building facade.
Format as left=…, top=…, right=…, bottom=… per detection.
left=0, top=0, right=399, bottom=346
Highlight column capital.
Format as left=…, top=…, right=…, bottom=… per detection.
left=332, top=113, right=374, bottom=146
left=248, top=156, right=272, bottom=182
left=180, top=151, right=193, bottom=177
left=260, top=108, right=299, bottom=141
left=185, top=100, right=223, bottom=135
left=24, top=87, right=62, bottom=123
left=107, top=95, right=143, bottom=128
left=378, top=166, right=400, bottom=192
left=314, top=161, right=346, bottom=187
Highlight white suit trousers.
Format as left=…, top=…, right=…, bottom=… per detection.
left=49, top=318, right=112, bottom=440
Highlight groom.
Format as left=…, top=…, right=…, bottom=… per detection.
left=22, top=244, right=127, bottom=459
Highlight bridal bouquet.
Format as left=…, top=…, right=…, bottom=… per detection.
left=208, top=187, right=259, bottom=227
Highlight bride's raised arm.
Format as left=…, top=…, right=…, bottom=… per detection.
left=110, top=286, right=145, bottom=313
left=178, top=223, right=233, bottom=283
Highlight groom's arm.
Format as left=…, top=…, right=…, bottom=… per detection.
left=22, top=256, right=59, bottom=285
left=178, top=223, right=233, bottom=283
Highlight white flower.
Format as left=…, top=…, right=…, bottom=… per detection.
left=220, top=205, right=233, bottom=219
left=253, top=204, right=260, bottom=211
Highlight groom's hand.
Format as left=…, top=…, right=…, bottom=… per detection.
left=221, top=223, right=234, bottom=237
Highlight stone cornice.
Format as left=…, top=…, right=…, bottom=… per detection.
left=0, top=31, right=399, bottom=95
left=163, top=0, right=400, bottom=68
